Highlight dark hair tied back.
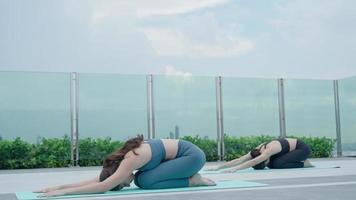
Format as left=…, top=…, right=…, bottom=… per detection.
left=250, top=148, right=266, bottom=170
left=250, top=149, right=261, bottom=158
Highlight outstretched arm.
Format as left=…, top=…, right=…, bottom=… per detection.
left=34, top=177, right=99, bottom=193
left=207, top=153, right=251, bottom=170
left=222, top=153, right=270, bottom=172
left=38, top=155, right=140, bottom=197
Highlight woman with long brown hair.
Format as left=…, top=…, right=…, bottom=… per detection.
left=34, top=135, right=215, bottom=197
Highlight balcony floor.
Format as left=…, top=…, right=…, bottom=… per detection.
left=1, top=158, right=356, bottom=200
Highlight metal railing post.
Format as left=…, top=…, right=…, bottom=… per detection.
left=278, top=78, right=287, bottom=138
left=147, top=75, right=155, bottom=139
left=70, top=72, right=79, bottom=166
left=216, top=76, right=225, bottom=161
left=333, top=80, right=342, bottom=157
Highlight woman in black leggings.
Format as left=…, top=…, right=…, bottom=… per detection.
left=207, top=138, right=313, bottom=172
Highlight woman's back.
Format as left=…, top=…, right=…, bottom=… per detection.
left=127, top=139, right=179, bottom=170
left=264, top=138, right=297, bottom=153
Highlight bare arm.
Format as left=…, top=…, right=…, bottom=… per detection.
left=214, top=153, right=252, bottom=170
left=58, top=177, right=99, bottom=189
left=224, top=152, right=271, bottom=172
left=34, top=177, right=99, bottom=193
left=64, top=158, right=136, bottom=195
left=39, top=153, right=141, bottom=197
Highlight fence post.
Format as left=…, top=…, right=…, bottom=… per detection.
left=70, top=72, right=79, bottom=166
left=278, top=78, right=287, bottom=138
left=333, top=80, right=342, bottom=157
left=216, top=76, right=225, bottom=161
left=147, top=74, right=155, bottom=139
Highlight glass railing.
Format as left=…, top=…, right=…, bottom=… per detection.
left=0, top=72, right=70, bottom=142
left=154, top=75, right=217, bottom=140
left=284, top=79, right=336, bottom=139
left=77, top=73, right=147, bottom=165
left=153, top=75, right=218, bottom=160
left=78, top=73, right=147, bottom=141
left=222, top=77, right=280, bottom=159
left=339, top=76, right=356, bottom=156
left=223, top=77, right=279, bottom=137
left=0, top=72, right=71, bottom=168
left=0, top=71, right=355, bottom=169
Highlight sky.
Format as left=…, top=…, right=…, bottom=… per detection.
left=0, top=0, right=356, bottom=79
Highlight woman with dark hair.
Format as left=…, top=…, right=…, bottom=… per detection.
left=34, top=135, right=215, bottom=197
left=206, top=138, right=313, bottom=172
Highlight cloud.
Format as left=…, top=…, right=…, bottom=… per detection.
left=143, top=27, right=254, bottom=58
left=136, top=0, right=230, bottom=18
left=268, top=0, right=356, bottom=46
left=90, top=0, right=230, bottom=25
left=164, top=65, right=192, bottom=77
left=90, top=0, right=253, bottom=58
left=163, top=65, right=193, bottom=87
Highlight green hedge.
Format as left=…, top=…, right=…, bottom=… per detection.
left=79, top=137, right=123, bottom=166
left=0, top=136, right=71, bottom=169
left=181, top=136, right=219, bottom=161
left=0, top=135, right=335, bottom=169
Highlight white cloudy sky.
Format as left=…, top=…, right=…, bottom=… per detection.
left=0, top=0, right=356, bottom=79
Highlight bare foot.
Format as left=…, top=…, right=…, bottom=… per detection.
left=303, top=159, right=314, bottom=168
left=189, top=173, right=216, bottom=187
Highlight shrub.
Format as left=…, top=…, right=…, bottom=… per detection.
left=32, top=136, right=71, bottom=168
left=0, top=138, right=33, bottom=169
left=224, top=135, right=275, bottom=161
left=0, top=135, right=335, bottom=169
left=0, top=136, right=71, bottom=169
left=181, top=135, right=219, bottom=161
left=79, top=137, right=123, bottom=166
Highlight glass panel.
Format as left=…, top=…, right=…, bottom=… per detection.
left=0, top=72, right=71, bottom=169
left=154, top=75, right=217, bottom=140
left=223, top=78, right=280, bottom=137
left=284, top=80, right=336, bottom=139
left=0, top=72, right=70, bottom=142
left=339, top=76, right=356, bottom=156
left=78, top=73, right=147, bottom=165
left=78, top=74, right=147, bottom=140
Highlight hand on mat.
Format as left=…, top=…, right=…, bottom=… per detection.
left=33, top=186, right=60, bottom=193
left=205, top=166, right=220, bottom=171
left=37, top=189, right=66, bottom=198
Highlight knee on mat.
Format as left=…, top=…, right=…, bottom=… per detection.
left=135, top=174, right=155, bottom=189
left=190, top=153, right=206, bottom=169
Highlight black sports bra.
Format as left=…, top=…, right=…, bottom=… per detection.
left=269, top=138, right=290, bottom=160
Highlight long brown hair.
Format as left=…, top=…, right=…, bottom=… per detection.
left=99, top=134, right=144, bottom=190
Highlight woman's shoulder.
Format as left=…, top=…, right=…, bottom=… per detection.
left=265, top=140, right=282, bottom=151
left=124, top=144, right=149, bottom=158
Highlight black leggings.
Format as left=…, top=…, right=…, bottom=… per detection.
left=268, top=140, right=311, bottom=169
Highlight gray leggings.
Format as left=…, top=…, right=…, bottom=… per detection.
left=134, top=140, right=206, bottom=189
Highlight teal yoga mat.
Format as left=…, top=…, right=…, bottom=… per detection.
left=201, top=166, right=340, bottom=174
left=16, top=180, right=266, bottom=200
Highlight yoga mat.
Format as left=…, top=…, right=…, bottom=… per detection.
left=16, top=180, right=267, bottom=200
left=201, top=166, right=341, bottom=174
